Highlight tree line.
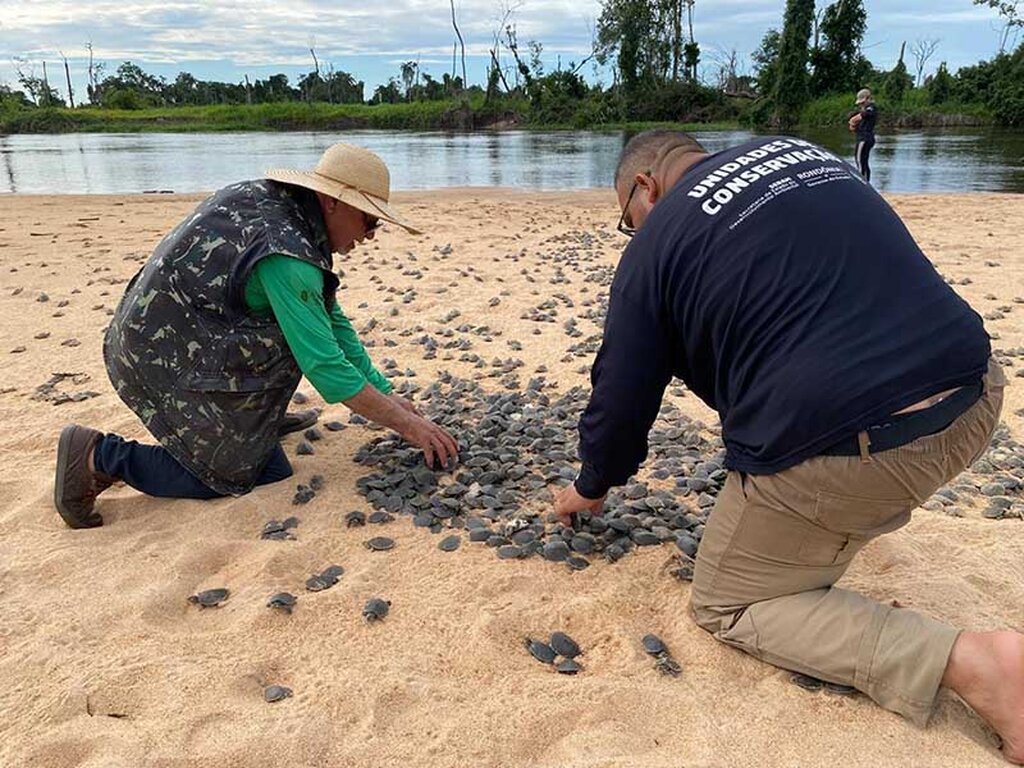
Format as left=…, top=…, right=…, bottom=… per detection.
left=2, top=0, right=1022, bottom=128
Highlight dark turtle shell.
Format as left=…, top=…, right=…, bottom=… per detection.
left=526, top=638, right=556, bottom=664
left=345, top=510, right=367, bottom=528
left=438, top=535, right=461, bottom=552
left=642, top=634, right=667, bottom=656
left=549, top=632, right=581, bottom=659
left=790, top=672, right=824, bottom=692
left=362, top=597, right=391, bottom=621
left=264, top=684, right=293, bottom=702
left=305, top=565, right=344, bottom=592
left=364, top=536, right=395, bottom=551
left=188, top=588, right=229, bottom=607
left=267, top=592, right=297, bottom=612
left=556, top=658, right=582, bottom=675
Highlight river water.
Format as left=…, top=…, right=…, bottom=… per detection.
left=1, top=127, right=1021, bottom=195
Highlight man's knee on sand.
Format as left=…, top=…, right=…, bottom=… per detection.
left=689, top=587, right=742, bottom=636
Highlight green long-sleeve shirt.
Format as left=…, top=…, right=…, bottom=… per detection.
left=244, top=254, right=392, bottom=402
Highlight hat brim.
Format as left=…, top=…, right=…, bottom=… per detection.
left=265, top=168, right=423, bottom=236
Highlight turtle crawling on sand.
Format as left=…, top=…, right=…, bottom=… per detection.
left=362, top=597, right=391, bottom=621
left=188, top=588, right=229, bottom=608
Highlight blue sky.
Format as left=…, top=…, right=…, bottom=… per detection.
left=1, top=1, right=1018, bottom=103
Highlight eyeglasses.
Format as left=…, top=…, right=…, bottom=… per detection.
left=617, top=173, right=648, bottom=238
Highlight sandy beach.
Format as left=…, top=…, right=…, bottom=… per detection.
left=0, top=189, right=1022, bottom=768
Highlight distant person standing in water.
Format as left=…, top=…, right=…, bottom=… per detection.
left=848, top=88, right=877, bottom=183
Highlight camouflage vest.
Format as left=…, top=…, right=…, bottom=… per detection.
left=104, top=180, right=337, bottom=495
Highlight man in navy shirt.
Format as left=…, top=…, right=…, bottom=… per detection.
left=554, top=130, right=1022, bottom=761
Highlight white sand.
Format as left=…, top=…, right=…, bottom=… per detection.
left=0, top=190, right=1021, bottom=767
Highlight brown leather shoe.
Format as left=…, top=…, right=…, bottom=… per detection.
left=54, top=425, right=116, bottom=529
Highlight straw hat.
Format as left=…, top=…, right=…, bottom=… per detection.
left=266, top=143, right=421, bottom=235
left=855, top=88, right=872, bottom=105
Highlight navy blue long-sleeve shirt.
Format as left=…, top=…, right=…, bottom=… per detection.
left=575, top=136, right=989, bottom=498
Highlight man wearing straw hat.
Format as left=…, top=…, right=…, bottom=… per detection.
left=54, top=143, right=458, bottom=528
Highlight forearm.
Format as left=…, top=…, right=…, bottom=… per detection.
left=344, top=384, right=412, bottom=435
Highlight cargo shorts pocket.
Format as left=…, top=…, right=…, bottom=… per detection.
left=812, top=491, right=914, bottom=540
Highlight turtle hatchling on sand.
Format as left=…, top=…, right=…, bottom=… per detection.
left=345, top=510, right=367, bottom=527
left=305, top=564, right=344, bottom=592
left=364, top=536, right=395, bottom=551
left=549, top=632, right=581, bottom=659
left=362, top=597, right=391, bottom=621
left=188, top=588, right=229, bottom=608
left=526, top=638, right=557, bottom=665
left=264, top=685, right=293, bottom=703
left=267, top=592, right=298, bottom=613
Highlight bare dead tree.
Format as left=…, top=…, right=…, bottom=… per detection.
left=450, top=0, right=467, bottom=88
left=85, top=41, right=98, bottom=103
left=570, top=17, right=598, bottom=75
left=41, top=60, right=52, bottom=107
left=910, top=38, right=940, bottom=87
left=309, top=38, right=320, bottom=77
left=488, top=0, right=520, bottom=94
left=59, top=50, right=74, bottom=108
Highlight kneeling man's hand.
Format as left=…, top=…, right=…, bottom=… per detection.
left=553, top=483, right=606, bottom=527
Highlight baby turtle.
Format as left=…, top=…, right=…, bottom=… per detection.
left=188, top=588, right=229, bottom=608
left=295, top=440, right=315, bottom=456
left=292, top=485, right=316, bottom=505
left=566, top=556, right=590, bottom=571
left=305, top=564, right=344, bottom=592
left=655, top=655, right=682, bottom=677
left=364, top=536, right=395, bottom=551
left=790, top=673, right=824, bottom=692
left=641, top=634, right=667, bottom=656
left=309, top=474, right=324, bottom=491
left=261, top=516, right=299, bottom=540
left=556, top=658, right=583, bottom=675
left=345, top=510, right=367, bottom=528
left=824, top=681, right=857, bottom=696
left=362, top=597, right=391, bottom=621
left=325, top=420, right=347, bottom=431
left=267, top=592, right=298, bottom=613
left=368, top=510, right=394, bottom=524
left=264, top=684, right=293, bottom=703
left=304, top=427, right=323, bottom=442
left=526, top=638, right=557, bottom=665
left=549, top=632, right=581, bottom=659
left=438, top=535, right=461, bottom=552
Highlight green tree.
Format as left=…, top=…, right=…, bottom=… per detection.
left=770, top=0, right=816, bottom=128
left=927, top=61, right=955, bottom=104
left=810, top=0, right=868, bottom=95
left=752, top=28, right=781, bottom=96
left=882, top=42, right=913, bottom=103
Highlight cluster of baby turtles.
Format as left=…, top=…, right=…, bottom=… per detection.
left=351, top=373, right=724, bottom=571
left=526, top=631, right=584, bottom=674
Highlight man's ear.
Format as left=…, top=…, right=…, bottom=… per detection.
left=639, top=173, right=660, bottom=206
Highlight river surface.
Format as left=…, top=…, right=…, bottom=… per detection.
left=0, top=127, right=1021, bottom=195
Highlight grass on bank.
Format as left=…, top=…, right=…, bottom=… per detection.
left=0, top=92, right=999, bottom=134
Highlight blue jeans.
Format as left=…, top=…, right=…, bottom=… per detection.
left=93, top=433, right=293, bottom=499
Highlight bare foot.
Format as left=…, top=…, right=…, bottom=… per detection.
left=943, top=630, right=1024, bottom=764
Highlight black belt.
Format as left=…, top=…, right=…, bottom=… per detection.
left=821, top=379, right=984, bottom=457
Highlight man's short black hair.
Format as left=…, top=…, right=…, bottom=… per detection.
left=614, top=129, right=706, bottom=188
